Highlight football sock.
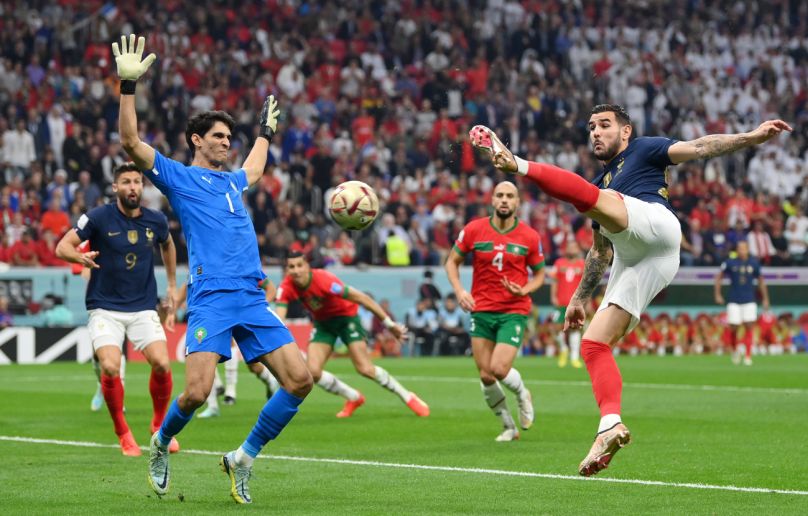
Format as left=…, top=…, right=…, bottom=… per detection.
left=101, top=374, right=129, bottom=436
left=569, top=331, right=581, bottom=361
left=521, top=161, right=600, bottom=213
left=256, top=366, right=280, bottom=396
left=92, top=355, right=101, bottom=382
left=730, top=329, right=738, bottom=351
left=374, top=366, right=409, bottom=401
left=481, top=381, right=516, bottom=429
left=149, top=369, right=173, bottom=430
left=556, top=332, right=569, bottom=353
left=239, top=389, right=303, bottom=460
left=224, top=355, right=238, bottom=399
left=158, top=398, right=194, bottom=446
left=317, top=371, right=361, bottom=401
left=598, top=413, right=622, bottom=433
left=744, top=330, right=753, bottom=359
left=581, top=339, right=622, bottom=417
left=500, top=368, right=526, bottom=397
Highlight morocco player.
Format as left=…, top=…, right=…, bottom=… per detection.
left=275, top=252, right=430, bottom=417
left=471, top=105, right=790, bottom=475
left=552, top=241, right=585, bottom=368
left=445, top=181, right=546, bottom=441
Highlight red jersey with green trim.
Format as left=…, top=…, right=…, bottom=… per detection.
left=553, top=257, right=585, bottom=306
left=454, top=217, right=545, bottom=315
left=276, top=269, right=358, bottom=321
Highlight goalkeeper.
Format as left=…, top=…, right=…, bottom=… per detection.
left=112, top=34, right=313, bottom=505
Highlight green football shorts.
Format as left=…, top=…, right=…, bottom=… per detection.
left=470, top=312, right=528, bottom=347
left=310, top=315, right=366, bottom=347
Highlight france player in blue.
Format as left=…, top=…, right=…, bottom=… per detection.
left=472, top=104, right=791, bottom=476
left=113, top=33, right=312, bottom=504
left=714, top=240, right=770, bottom=366
left=56, top=162, right=178, bottom=457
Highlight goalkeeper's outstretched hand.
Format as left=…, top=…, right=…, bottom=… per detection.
left=111, top=34, right=156, bottom=81
left=259, top=95, right=281, bottom=140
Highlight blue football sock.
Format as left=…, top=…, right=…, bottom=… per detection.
left=241, top=389, right=303, bottom=458
left=158, top=398, right=194, bottom=446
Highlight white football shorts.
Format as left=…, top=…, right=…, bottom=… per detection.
left=88, top=308, right=167, bottom=352
left=597, top=195, right=682, bottom=332
left=726, top=302, right=757, bottom=325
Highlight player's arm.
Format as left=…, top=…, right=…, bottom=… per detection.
left=549, top=269, right=558, bottom=307
left=667, top=120, right=792, bottom=165
left=445, top=247, right=475, bottom=312
left=242, top=95, right=281, bottom=186
left=159, top=234, right=177, bottom=328
left=757, top=272, right=770, bottom=311
left=565, top=232, right=612, bottom=330
left=344, top=286, right=407, bottom=341
left=501, top=267, right=545, bottom=296
left=113, top=35, right=157, bottom=170
left=273, top=302, right=288, bottom=321
left=259, top=278, right=277, bottom=302
left=55, top=229, right=100, bottom=268
left=714, top=264, right=726, bottom=305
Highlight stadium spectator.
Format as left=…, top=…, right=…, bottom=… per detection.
left=40, top=198, right=71, bottom=237
left=417, top=269, right=442, bottom=310
left=437, top=293, right=469, bottom=356
left=405, top=298, right=439, bottom=357
left=9, top=229, right=39, bottom=266
left=0, top=296, right=13, bottom=328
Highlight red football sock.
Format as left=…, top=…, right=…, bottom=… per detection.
left=581, top=339, right=622, bottom=416
left=101, top=374, right=129, bottom=436
left=729, top=330, right=738, bottom=351
left=743, top=331, right=753, bottom=359
left=149, top=369, right=173, bottom=430
left=525, top=162, right=601, bottom=212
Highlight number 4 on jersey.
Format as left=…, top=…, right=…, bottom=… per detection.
left=492, top=251, right=503, bottom=272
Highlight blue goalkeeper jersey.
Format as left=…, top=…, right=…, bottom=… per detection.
left=144, top=151, right=264, bottom=290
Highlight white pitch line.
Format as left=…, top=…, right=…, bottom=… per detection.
left=1, top=435, right=806, bottom=497
left=396, top=376, right=808, bottom=395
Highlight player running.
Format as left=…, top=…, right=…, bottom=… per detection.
left=445, top=181, right=546, bottom=442
left=714, top=241, right=770, bottom=366
left=275, top=252, right=430, bottom=418
left=551, top=241, right=585, bottom=368
left=471, top=104, right=790, bottom=475
left=113, top=34, right=313, bottom=504
left=56, top=162, right=179, bottom=457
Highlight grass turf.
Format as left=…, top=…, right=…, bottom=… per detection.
left=1, top=355, right=807, bottom=514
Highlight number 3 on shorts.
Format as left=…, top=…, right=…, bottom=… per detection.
left=492, top=251, right=503, bottom=272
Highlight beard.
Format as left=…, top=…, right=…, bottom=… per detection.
left=593, top=138, right=621, bottom=161
left=119, top=193, right=141, bottom=210
left=495, top=207, right=513, bottom=220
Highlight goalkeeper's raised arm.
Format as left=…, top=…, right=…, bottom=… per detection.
left=113, top=34, right=157, bottom=171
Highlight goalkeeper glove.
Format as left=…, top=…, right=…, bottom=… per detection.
left=258, top=95, right=281, bottom=140
left=111, top=34, right=157, bottom=93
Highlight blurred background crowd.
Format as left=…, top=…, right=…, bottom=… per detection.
left=1, top=0, right=807, bottom=269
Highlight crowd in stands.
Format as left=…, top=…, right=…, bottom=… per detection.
left=1, top=0, right=807, bottom=270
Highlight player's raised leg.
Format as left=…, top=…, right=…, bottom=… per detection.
left=224, top=340, right=313, bottom=504
left=490, top=340, right=534, bottom=430
left=307, top=342, right=364, bottom=417
left=472, top=337, right=518, bottom=441
left=348, top=340, right=429, bottom=417
left=95, top=344, right=140, bottom=456
left=577, top=305, right=633, bottom=476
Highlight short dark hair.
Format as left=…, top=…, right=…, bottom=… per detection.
left=590, top=104, right=632, bottom=126
left=113, top=162, right=142, bottom=181
left=185, top=110, right=236, bottom=156
left=285, top=250, right=306, bottom=263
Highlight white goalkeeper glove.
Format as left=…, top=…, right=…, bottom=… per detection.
left=111, top=34, right=157, bottom=83
left=258, top=95, right=281, bottom=140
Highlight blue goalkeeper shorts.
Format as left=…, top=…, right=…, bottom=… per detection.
left=185, top=280, right=293, bottom=363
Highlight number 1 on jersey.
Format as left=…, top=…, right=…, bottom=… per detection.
left=492, top=251, right=503, bottom=271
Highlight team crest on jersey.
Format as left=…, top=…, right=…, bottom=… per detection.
left=146, top=228, right=154, bottom=242
left=194, top=327, right=207, bottom=343
left=308, top=296, right=323, bottom=311
left=127, top=230, right=138, bottom=244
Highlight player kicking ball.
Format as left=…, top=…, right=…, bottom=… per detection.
left=56, top=163, right=179, bottom=456
left=114, top=34, right=313, bottom=504
left=471, top=105, right=790, bottom=475
left=275, top=252, right=430, bottom=418
left=445, top=182, right=546, bottom=441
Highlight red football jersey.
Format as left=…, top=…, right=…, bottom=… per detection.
left=454, top=217, right=545, bottom=315
left=276, top=269, right=358, bottom=321
left=553, top=257, right=585, bottom=307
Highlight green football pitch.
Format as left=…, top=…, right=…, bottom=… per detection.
left=1, top=355, right=807, bottom=514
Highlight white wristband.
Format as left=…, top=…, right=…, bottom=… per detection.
left=514, top=155, right=529, bottom=176
left=383, top=317, right=396, bottom=329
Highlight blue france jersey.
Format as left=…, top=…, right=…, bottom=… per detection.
left=144, top=151, right=264, bottom=289
left=75, top=203, right=169, bottom=311
left=591, top=136, right=677, bottom=210
left=721, top=258, right=761, bottom=304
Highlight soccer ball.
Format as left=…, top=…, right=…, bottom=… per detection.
left=328, top=180, right=379, bottom=231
